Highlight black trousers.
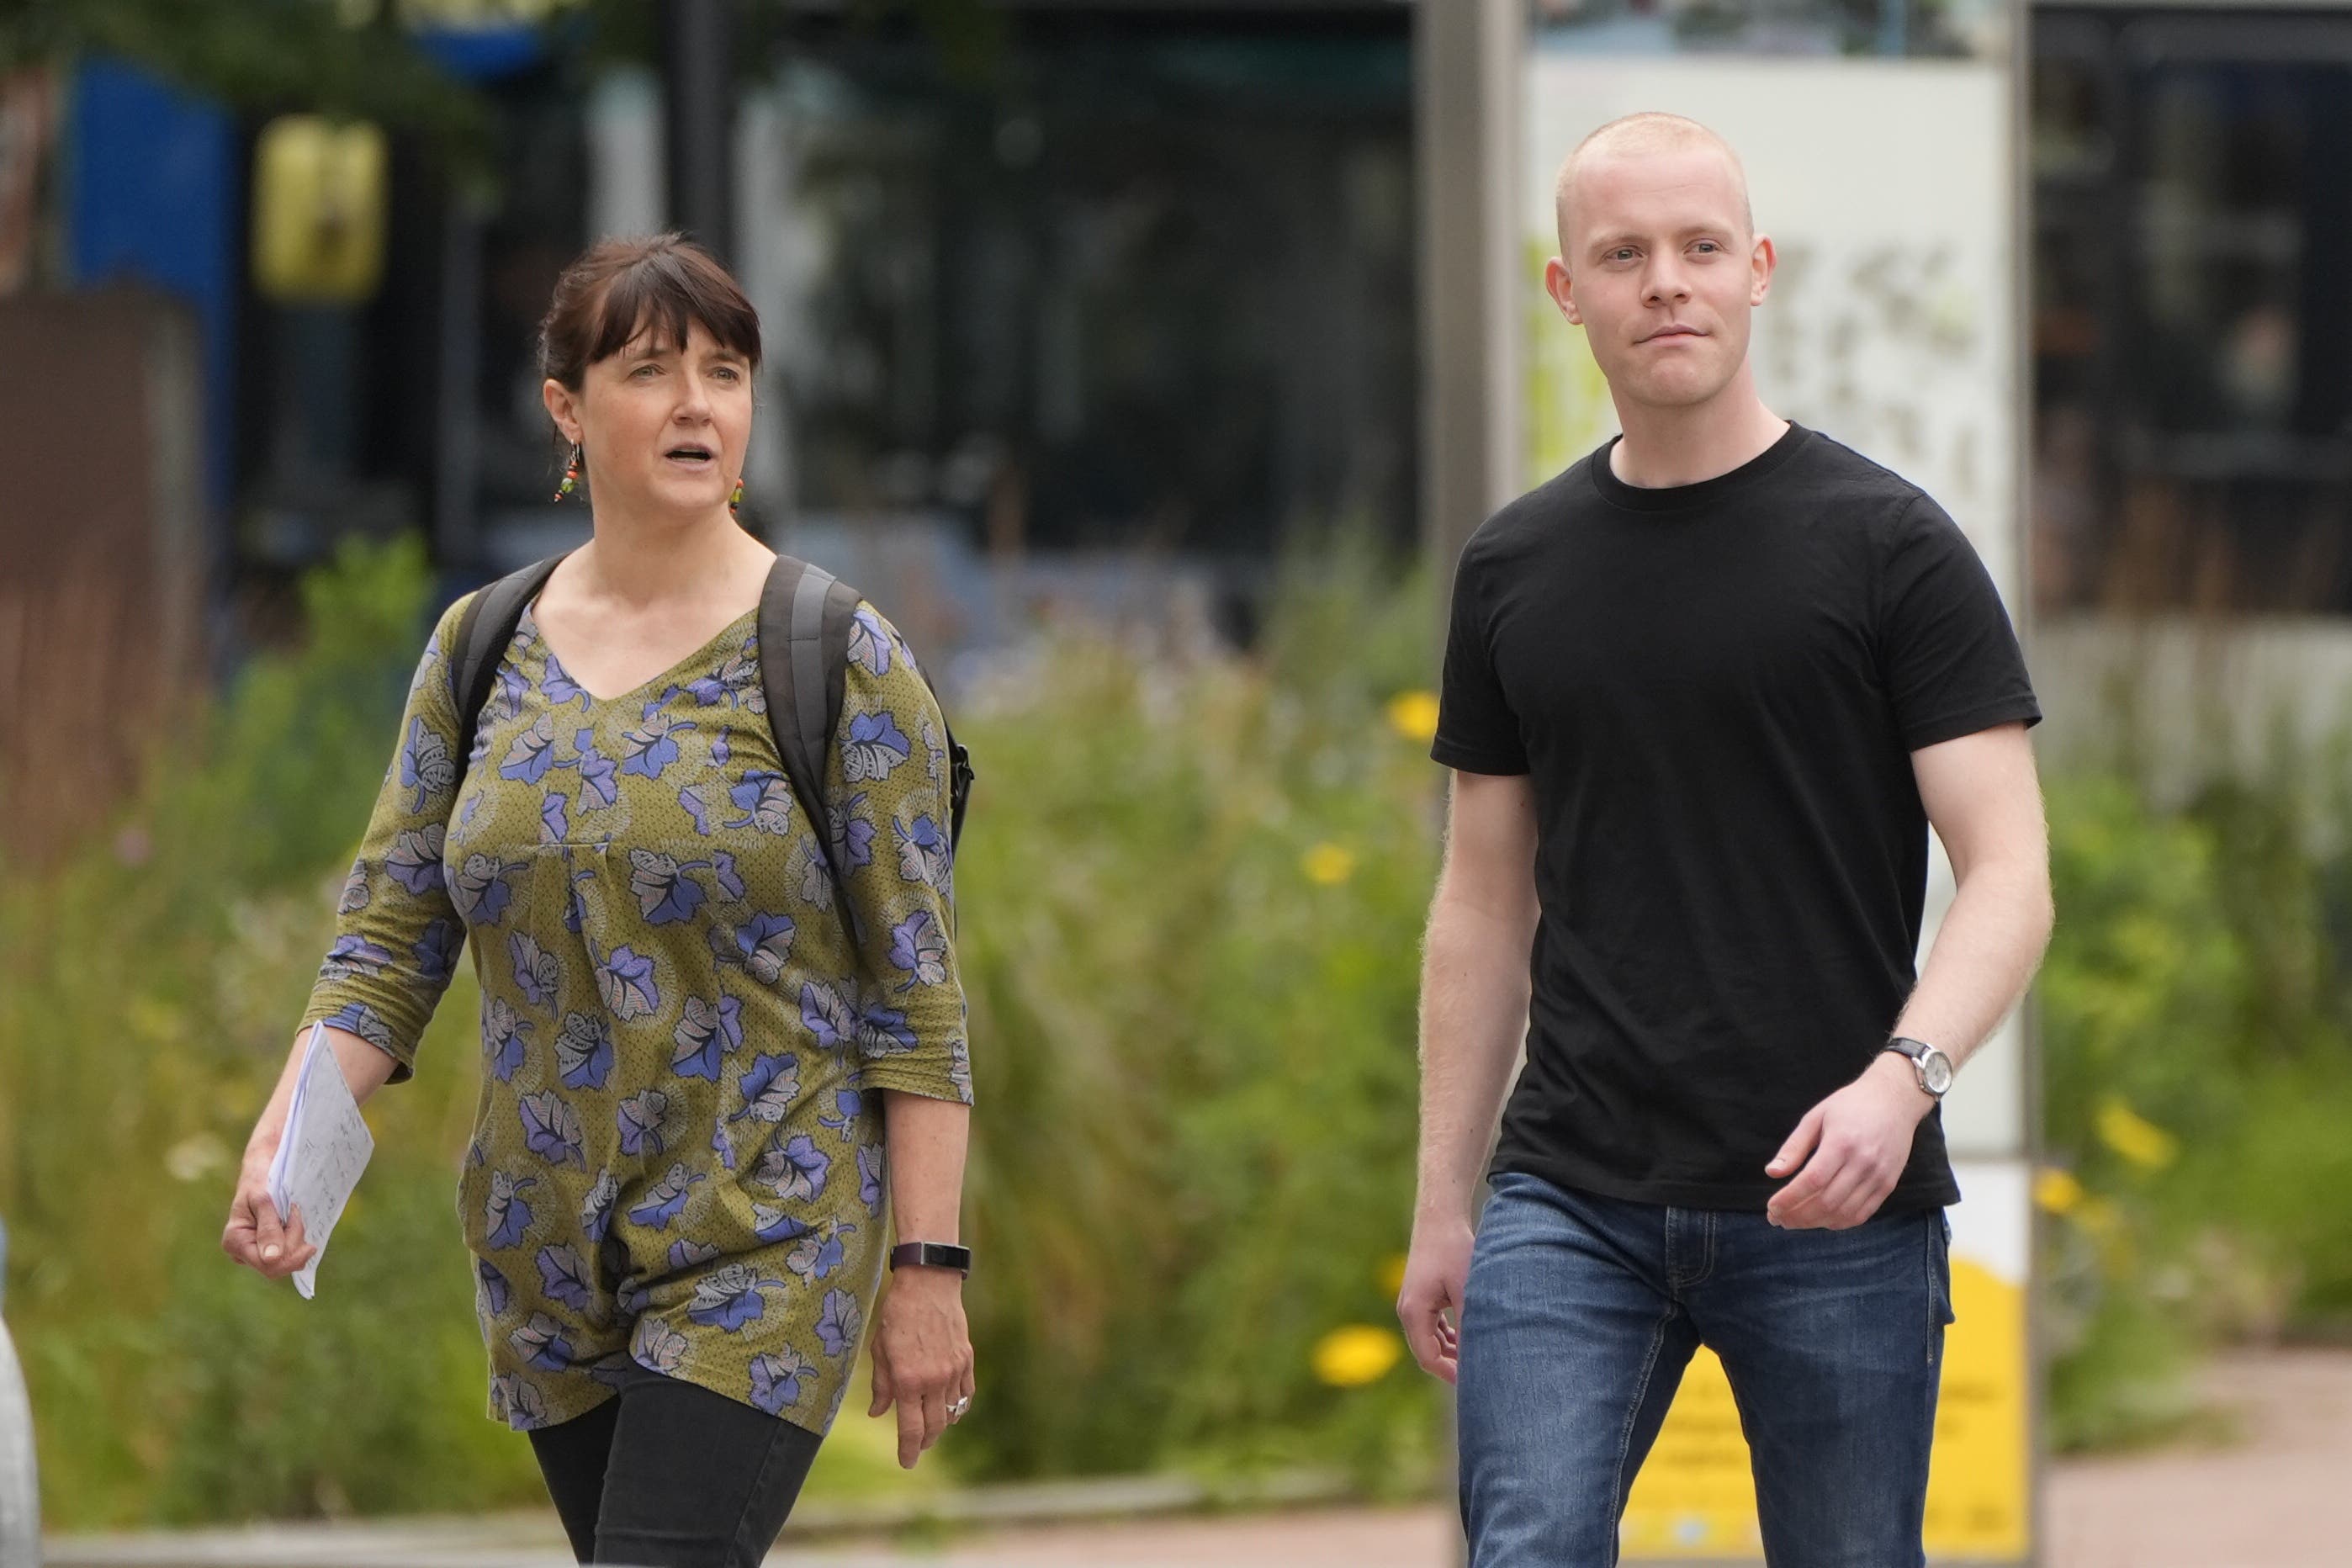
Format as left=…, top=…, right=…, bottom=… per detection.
left=526, top=1361, right=824, bottom=1567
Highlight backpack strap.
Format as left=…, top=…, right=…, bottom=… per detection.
left=757, top=554, right=976, bottom=876
left=758, top=555, right=861, bottom=871
left=448, top=552, right=571, bottom=771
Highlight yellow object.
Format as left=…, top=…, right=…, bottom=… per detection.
left=1522, top=236, right=1620, bottom=485
left=252, top=115, right=388, bottom=304
left=2032, top=1167, right=2085, bottom=1215
left=1378, top=1252, right=1410, bottom=1300
left=1622, top=1266, right=2029, bottom=1559
left=1302, top=843, right=1356, bottom=886
left=2095, top=1098, right=2179, bottom=1172
left=1387, top=691, right=1441, bottom=744
left=1311, top=1325, right=1403, bottom=1388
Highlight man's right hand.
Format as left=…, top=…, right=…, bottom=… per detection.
left=1396, top=1217, right=1474, bottom=1385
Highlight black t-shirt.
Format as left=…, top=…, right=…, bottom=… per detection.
left=1433, top=423, right=2040, bottom=1213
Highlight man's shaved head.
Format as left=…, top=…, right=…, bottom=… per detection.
left=1554, top=113, right=1753, bottom=257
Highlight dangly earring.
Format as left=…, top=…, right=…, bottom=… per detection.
left=729, top=477, right=744, bottom=514
left=554, top=442, right=582, bottom=501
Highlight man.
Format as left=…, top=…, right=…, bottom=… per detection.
left=1397, top=113, right=2053, bottom=1567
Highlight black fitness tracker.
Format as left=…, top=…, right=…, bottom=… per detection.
left=888, top=1241, right=973, bottom=1276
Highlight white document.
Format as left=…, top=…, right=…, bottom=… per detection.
left=265, top=1021, right=374, bottom=1299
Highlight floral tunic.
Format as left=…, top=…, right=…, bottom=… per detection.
left=304, top=590, right=971, bottom=1437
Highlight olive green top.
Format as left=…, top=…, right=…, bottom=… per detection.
left=305, top=589, right=970, bottom=1435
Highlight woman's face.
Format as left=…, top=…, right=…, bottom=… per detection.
left=545, top=317, right=755, bottom=522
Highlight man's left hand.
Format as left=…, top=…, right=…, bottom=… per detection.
left=1765, top=1052, right=1936, bottom=1230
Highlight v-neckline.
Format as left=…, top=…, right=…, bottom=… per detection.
left=519, top=601, right=756, bottom=710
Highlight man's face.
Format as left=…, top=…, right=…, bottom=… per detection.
left=1549, top=146, right=1772, bottom=412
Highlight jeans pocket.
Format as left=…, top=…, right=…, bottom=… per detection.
left=1926, top=1210, right=1957, bottom=1359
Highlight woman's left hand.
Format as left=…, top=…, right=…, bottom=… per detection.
left=867, top=1266, right=975, bottom=1469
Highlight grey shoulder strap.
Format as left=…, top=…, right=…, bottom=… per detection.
left=756, top=555, right=861, bottom=868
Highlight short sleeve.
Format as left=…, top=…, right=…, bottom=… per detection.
left=299, top=595, right=475, bottom=1081
left=1875, top=495, right=2042, bottom=752
left=1431, top=538, right=1529, bottom=775
left=824, top=603, right=972, bottom=1106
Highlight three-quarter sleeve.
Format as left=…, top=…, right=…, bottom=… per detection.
left=824, top=602, right=972, bottom=1105
left=300, top=595, right=475, bottom=1081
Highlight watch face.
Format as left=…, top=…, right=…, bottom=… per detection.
left=1922, top=1051, right=1955, bottom=1095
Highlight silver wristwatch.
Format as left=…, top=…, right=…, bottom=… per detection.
left=1883, top=1036, right=1954, bottom=1099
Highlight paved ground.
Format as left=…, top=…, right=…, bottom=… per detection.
left=2040, top=1348, right=2352, bottom=1568
left=45, top=1349, right=2352, bottom=1566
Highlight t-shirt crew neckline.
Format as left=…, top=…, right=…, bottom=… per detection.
left=1587, top=421, right=1814, bottom=513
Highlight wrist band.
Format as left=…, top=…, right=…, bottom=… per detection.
left=889, top=1241, right=972, bottom=1276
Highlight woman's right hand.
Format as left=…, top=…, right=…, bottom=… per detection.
left=220, top=1133, right=315, bottom=1280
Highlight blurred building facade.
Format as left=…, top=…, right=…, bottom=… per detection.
left=12, top=1, right=2352, bottom=654
left=2032, top=3, right=2352, bottom=616
left=5, top=1, right=1416, bottom=674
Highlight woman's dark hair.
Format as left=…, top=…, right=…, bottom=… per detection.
left=537, top=233, right=762, bottom=391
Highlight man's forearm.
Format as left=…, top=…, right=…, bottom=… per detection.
left=1416, top=897, right=1534, bottom=1225
left=1892, top=857, right=2053, bottom=1073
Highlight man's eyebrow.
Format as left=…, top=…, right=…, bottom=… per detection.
left=1585, top=223, right=1735, bottom=256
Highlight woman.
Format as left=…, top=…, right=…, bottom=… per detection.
left=221, top=235, right=976, bottom=1567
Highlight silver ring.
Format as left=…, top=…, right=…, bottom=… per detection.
left=947, top=1395, right=972, bottom=1420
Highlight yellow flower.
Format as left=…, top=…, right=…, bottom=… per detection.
left=2095, top=1098, right=2179, bottom=1172
left=2033, top=1168, right=2085, bottom=1216
left=1378, top=1252, right=1410, bottom=1300
left=1386, top=691, right=1441, bottom=743
left=1302, top=843, right=1356, bottom=886
left=1312, top=1324, right=1404, bottom=1388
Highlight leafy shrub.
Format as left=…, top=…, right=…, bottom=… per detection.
left=2, top=536, right=1448, bottom=1525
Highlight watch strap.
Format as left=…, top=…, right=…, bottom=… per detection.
left=1883, top=1036, right=1949, bottom=1097
left=889, top=1241, right=972, bottom=1276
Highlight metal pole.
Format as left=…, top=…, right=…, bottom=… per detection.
left=2006, top=6, right=2047, bottom=1559
left=434, top=196, right=484, bottom=571
left=1419, top=0, right=1524, bottom=580
left=664, top=0, right=738, bottom=263
left=1417, top=4, right=1523, bottom=1563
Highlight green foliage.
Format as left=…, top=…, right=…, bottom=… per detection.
left=2038, top=734, right=2352, bottom=1448
left=3, top=0, right=495, bottom=177
left=894, top=531, right=1454, bottom=1468
left=2, top=535, right=1447, bottom=1526
left=947, top=538, right=1444, bottom=1486
left=42, top=524, right=2352, bottom=1521
left=0, top=537, right=526, bottom=1523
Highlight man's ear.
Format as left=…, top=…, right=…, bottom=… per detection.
left=1544, top=256, right=1581, bottom=326
left=1749, top=231, right=1776, bottom=308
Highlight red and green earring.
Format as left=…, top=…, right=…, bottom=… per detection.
left=554, top=442, right=581, bottom=501
left=729, top=477, right=744, bottom=514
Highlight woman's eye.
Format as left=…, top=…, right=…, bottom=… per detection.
left=714, top=366, right=740, bottom=381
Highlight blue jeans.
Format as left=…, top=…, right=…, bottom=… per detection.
left=1457, top=1172, right=1952, bottom=1568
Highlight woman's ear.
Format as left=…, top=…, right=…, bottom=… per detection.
left=542, top=378, right=581, bottom=447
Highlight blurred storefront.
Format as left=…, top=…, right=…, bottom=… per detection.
left=11, top=1, right=1415, bottom=670
left=19, top=2, right=2352, bottom=663
left=2032, top=3, right=2352, bottom=617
